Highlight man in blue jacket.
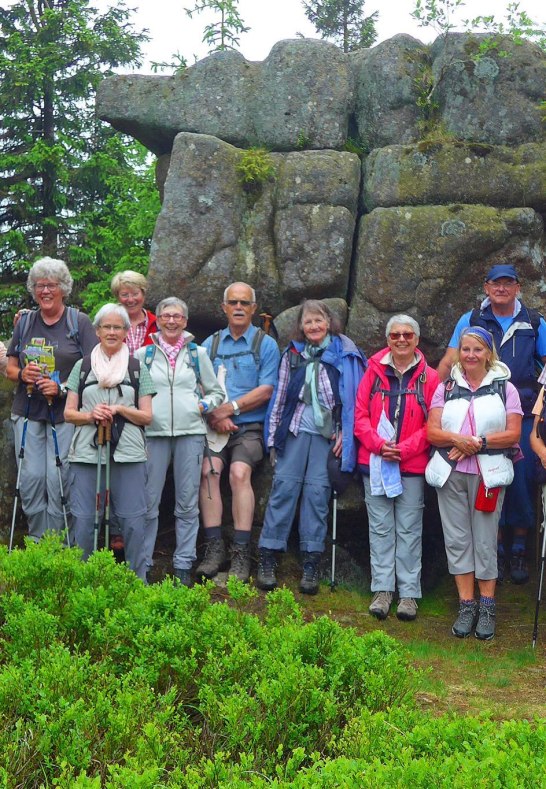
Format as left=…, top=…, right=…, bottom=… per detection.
left=437, top=264, right=546, bottom=584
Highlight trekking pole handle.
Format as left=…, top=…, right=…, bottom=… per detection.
left=97, top=423, right=105, bottom=446
left=104, top=422, right=111, bottom=443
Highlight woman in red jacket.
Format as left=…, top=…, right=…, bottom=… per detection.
left=355, top=315, right=439, bottom=622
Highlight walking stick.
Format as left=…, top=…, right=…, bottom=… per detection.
left=93, top=424, right=105, bottom=553
left=103, top=422, right=112, bottom=550
left=47, top=397, right=70, bottom=547
left=532, top=485, right=546, bottom=647
left=9, top=386, right=32, bottom=552
left=330, top=486, right=338, bottom=591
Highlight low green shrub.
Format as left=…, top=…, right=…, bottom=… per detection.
left=236, top=147, right=276, bottom=187
left=0, top=537, right=545, bottom=786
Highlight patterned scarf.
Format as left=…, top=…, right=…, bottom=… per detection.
left=158, top=332, right=186, bottom=369
left=302, top=334, right=332, bottom=438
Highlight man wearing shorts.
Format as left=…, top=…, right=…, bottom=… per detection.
left=197, top=282, right=280, bottom=581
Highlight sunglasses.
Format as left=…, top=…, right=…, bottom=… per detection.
left=389, top=331, right=415, bottom=340
left=226, top=299, right=253, bottom=307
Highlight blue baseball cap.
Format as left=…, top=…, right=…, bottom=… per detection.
left=485, top=264, right=519, bottom=282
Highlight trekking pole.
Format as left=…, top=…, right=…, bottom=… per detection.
left=93, top=424, right=105, bottom=553
left=330, top=486, right=338, bottom=591
left=47, top=397, right=70, bottom=547
left=9, top=385, right=32, bottom=552
left=532, top=485, right=546, bottom=647
left=103, top=422, right=112, bottom=550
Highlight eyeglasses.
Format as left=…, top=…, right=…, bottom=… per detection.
left=226, top=299, right=253, bottom=307
left=35, top=283, right=59, bottom=292
left=389, top=331, right=415, bottom=340
left=100, top=324, right=125, bottom=332
left=486, top=280, right=518, bottom=290
left=159, top=313, right=186, bottom=322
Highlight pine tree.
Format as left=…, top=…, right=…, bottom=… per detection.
left=302, top=0, right=378, bottom=52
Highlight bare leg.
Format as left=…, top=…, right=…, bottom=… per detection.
left=229, top=461, right=254, bottom=531
left=454, top=571, right=476, bottom=600
left=477, top=578, right=496, bottom=598
left=199, top=455, right=224, bottom=529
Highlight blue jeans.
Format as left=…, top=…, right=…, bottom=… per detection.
left=259, top=432, right=331, bottom=553
left=499, top=415, right=534, bottom=535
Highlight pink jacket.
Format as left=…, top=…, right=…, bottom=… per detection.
left=354, top=348, right=439, bottom=474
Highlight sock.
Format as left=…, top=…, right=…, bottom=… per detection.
left=233, top=529, right=251, bottom=545
left=480, top=595, right=495, bottom=607
left=460, top=598, right=475, bottom=606
left=204, top=526, right=222, bottom=541
left=512, top=536, right=526, bottom=555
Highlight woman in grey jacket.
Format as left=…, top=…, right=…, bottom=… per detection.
left=136, top=297, right=224, bottom=585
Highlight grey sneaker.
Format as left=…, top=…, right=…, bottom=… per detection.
left=195, top=537, right=227, bottom=579
left=300, top=552, right=322, bottom=595
left=173, top=568, right=193, bottom=587
left=452, top=600, right=479, bottom=638
left=475, top=601, right=496, bottom=641
left=228, top=543, right=251, bottom=583
left=369, top=591, right=393, bottom=620
left=256, top=548, right=278, bottom=591
left=396, top=598, right=418, bottom=621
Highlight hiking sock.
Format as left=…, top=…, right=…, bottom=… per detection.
left=233, top=529, right=251, bottom=545
left=461, top=598, right=474, bottom=606
left=204, top=525, right=222, bottom=541
left=480, top=595, right=495, bottom=607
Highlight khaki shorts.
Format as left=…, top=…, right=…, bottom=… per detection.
left=210, top=423, right=264, bottom=469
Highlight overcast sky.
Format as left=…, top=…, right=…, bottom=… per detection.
left=112, top=0, right=545, bottom=72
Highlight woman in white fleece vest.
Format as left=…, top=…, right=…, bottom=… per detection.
left=427, top=327, right=522, bottom=641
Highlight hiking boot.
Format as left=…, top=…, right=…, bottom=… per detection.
left=475, top=601, right=496, bottom=641
left=173, top=568, right=193, bottom=588
left=396, top=598, right=418, bottom=621
left=195, top=537, right=227, bottom=579
left=451, top=600, right=479, bottom=638
left=300, top=552, right=322, bottom=595
left=228, top=543, right=251, bottom=583
left=256, top=548, right=278, bottom=591
left=369, top=591, right=393, bottom=620
left=509, top=552, right=529, bottom=585
left=497, top=550, right=505, bottom=584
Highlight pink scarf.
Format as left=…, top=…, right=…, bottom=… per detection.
left=158, top=333, right=186, bottom=369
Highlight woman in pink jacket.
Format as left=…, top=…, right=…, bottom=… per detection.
left=355, top=315, right=439, bottom=622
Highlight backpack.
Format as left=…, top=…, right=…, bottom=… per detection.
left=444, top=377, right=506, bottom=406
left=78, top=354, right=141, bottom=409
left=209, top=328, right=267, bottom=367
left=470, top=306, right=542, bottom=339
left=370, top=369, right=430, bottom=420
left=143, top=341, right=203, bottom=394
left=15, top=306, right=83, bottom=357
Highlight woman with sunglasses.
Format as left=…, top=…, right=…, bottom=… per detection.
left=354, top=315, right=439, bottom=622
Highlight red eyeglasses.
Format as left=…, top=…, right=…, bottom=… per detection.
left=389, top=332, right=415, bottom=340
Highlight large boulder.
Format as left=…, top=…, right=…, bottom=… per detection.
left=147, top=133, right=361, bottom=330
left=348, top=204, right=545, bottom=362
left=431, top=33, right=546, bottom=145
left=97, top=40, right=352, bottom=155
left=363, top=141, right=546, bottom=213
left=350, top=34, right=428, bottom=150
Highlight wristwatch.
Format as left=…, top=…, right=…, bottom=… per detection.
left=231, top=400, right=241, bottom=416
left=480, top=435, right=487, bottom=451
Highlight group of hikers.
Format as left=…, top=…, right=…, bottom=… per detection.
left=3, top=256, right=546, bottom=643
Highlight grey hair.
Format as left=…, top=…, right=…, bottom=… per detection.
left=27, top=257, right=73, bottom=300
left=156, top=297, right=188, bottom=318
left=385, top=314, right=420, bottom=338
left=93, top=303, right=130, bottom=330
left=223, top=282, right=256, bottom=303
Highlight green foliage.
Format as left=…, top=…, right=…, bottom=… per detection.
left=236, top=147, right=276, bottom=187
left=302, top=0, right=378, bottom=53
left=295, top=131, right=313, bottom=150
left=342, top=136, right=367, bottom=156
left=185, top=0, right=249, bottom=53
left=0, top=0, right=150, bottom=333
left=1, top=537, right=546, bottom=785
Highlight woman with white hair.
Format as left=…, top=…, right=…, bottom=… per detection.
left=64, top=304, right=155, bottom=580
left=6, top=257, right=97, bottom=540
left=136, top=297, right=224, bottom=586
left=354, top=315, right=439, bottom=622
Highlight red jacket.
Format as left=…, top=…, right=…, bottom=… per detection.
left=354, top=348, right=439, bottom=474
left=142, top=310, right=157, bottom=347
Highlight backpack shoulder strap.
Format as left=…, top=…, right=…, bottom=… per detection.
left=469, top=307, right=481, bottom=326
left=14, top=309, right=38, bottom=354
left=143, top=344, right=156, bottom=370
left=187, top=341, right=202, bottom=390
left=250, top=328, right=267, bottom=366
left=78, top=355, right=93, bottom=409
left=66, top=306, right=83, bottom=357
left=208, top=331, right=222, bottom=363
left=127, top=356, right=141, bottom=407
left=527, top=307, right=542, bottom=338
